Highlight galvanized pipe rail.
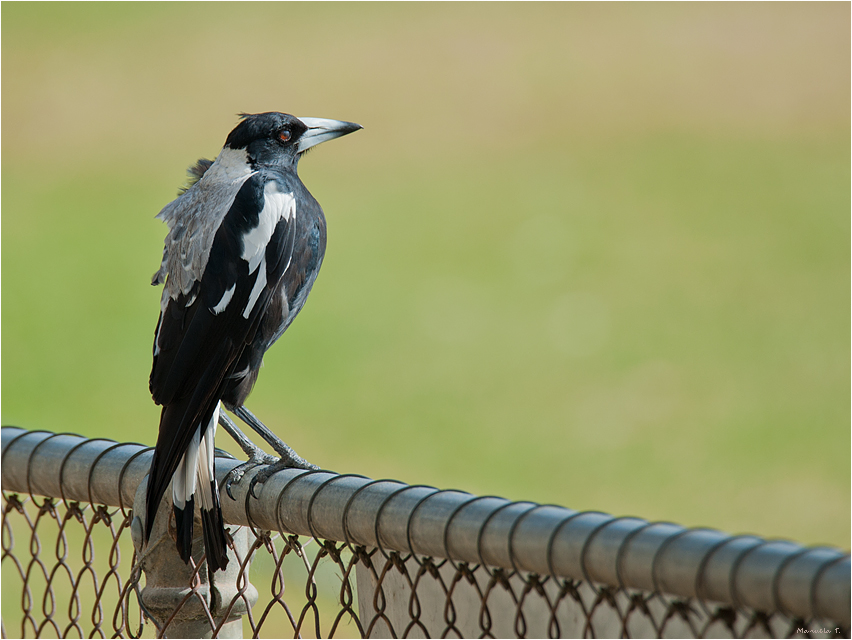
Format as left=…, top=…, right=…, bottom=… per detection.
left=2, top=426, right=849, bottom=629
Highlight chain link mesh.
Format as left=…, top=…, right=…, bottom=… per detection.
left=2, top=428, right=848, bottom=639
left=2, top=492, right=847, bottom=639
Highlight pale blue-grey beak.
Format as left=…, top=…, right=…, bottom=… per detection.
left=297, top=117, right=362, bottom=153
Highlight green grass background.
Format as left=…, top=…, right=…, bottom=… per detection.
left=2, top=3, right=849, bottom=548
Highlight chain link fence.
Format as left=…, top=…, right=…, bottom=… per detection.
left=2, top=427, right=849, bottom=638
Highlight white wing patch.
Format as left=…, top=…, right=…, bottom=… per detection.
left=153, top=290, right=170, bottom=357
left=243, top=258, right=268, bottom=319
left=241, top=184, right=295, bottom=275
left=211, top=284, right=236, bottom=315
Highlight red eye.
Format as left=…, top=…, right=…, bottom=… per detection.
left=279, top=130, right=291, bottom=142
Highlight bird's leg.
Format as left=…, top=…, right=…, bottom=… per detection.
left=217, top=412, right=278, bottom=499
left=233, top=406, right=318, bottom=470
left=232, top=405, right=320, bottom=496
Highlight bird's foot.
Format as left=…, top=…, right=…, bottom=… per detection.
left=218, top=411, right=282, bottom=499
left=223, top=405, right=320, bottom=497
left=249, top=454, right=320, bottom=498
left=223, top=448, right=279, bottom=500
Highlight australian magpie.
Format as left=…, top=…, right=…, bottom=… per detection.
left=146, top=112, right=361, bottom=573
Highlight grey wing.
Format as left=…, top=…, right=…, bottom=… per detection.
left=152, top=162, right=255, bottom=299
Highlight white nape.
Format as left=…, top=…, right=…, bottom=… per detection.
left=205, top=147, right=254, bottom=183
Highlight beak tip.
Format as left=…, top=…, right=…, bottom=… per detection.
left=295, top=116, right=363, bottom=152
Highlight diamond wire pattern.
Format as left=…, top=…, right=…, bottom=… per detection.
left=2, top=493, right=848, bottom=639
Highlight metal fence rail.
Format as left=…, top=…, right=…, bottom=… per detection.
left=2, top=426, right=849, bottom=638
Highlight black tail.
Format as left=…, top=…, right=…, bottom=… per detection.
left=174, top=496, right=195, bottom=563
left=145, top=398, right=229, bottom=573
left=173, top=481, right=229, bottom=573
left=201, top=480, right=229, bottom=573
left=145, top=399, right=194, bottom=544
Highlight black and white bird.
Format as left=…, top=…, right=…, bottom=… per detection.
left=145, top=112, right=361, bottom=573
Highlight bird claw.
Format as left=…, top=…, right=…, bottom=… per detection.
left=223, top=452, right=279, bottom=500
left=247, top=455, right=320, bottom=499
left=248, top=474, right=264, bottom=500
left=225, top=467, right=247, bottom=500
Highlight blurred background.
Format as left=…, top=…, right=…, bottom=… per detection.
left=2, top=3, right=848, bottom=548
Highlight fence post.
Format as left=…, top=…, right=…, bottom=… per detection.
left=131, top=475, right=258, bottom=639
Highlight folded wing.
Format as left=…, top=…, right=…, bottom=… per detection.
left=146, top=173, right=297, bottom=570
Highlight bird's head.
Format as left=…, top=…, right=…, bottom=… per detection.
left=224, top=112, right=362, bottom=169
